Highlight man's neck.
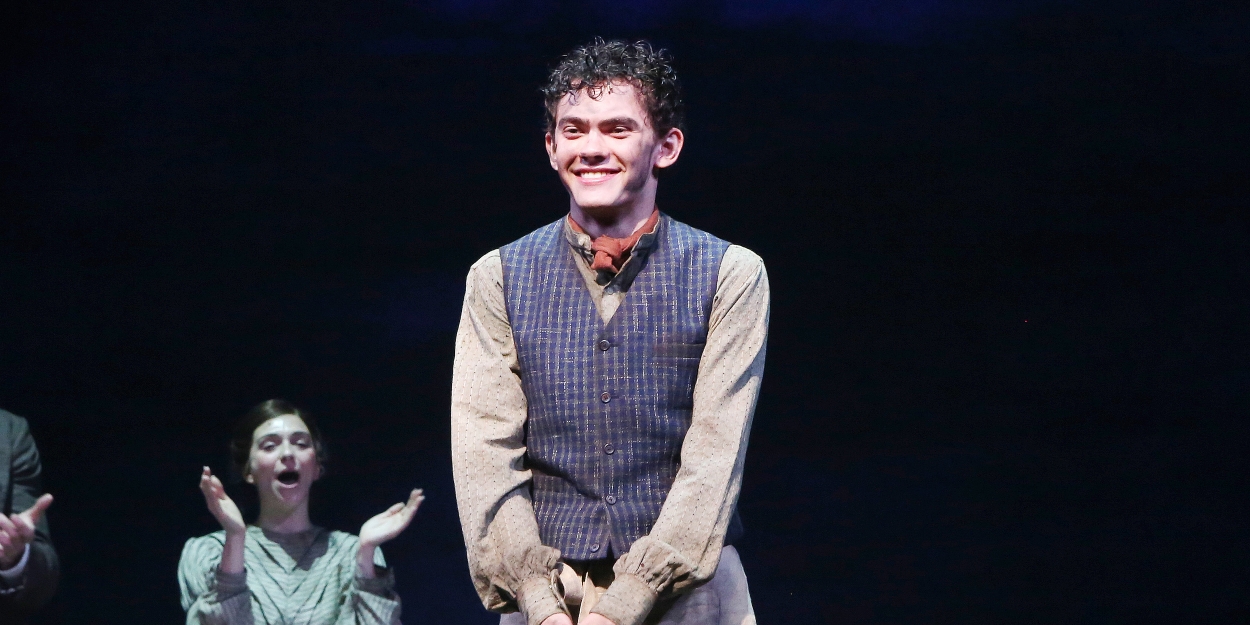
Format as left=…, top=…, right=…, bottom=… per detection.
left=569, top=201, right=656, bottom=239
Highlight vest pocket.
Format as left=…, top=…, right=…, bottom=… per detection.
left=652, top=340, right=706, bottom=359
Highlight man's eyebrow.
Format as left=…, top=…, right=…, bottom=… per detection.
left=555, top=116, right=641, bottom=128
left=598, top=117, right=640, bottom=128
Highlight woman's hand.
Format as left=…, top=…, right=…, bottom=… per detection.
left=359, top=489, right=423, bottom=549
left=356, top=489, right=423, bottom=579
left=200, top=467, right=246, bottom=536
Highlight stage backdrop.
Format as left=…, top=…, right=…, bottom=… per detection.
left=2, top=0, right=1247, bottom=622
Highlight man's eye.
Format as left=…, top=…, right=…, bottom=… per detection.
left=261, top=443, right=275, bottom=451
left=613, top=127, right=629, bottom=134
left=297, top=441, right=311, bottom=448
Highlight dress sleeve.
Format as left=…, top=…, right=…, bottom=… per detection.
left=451, top=251, right=565, bottom=625
left=338, top=545, right=402, bottom=625
left=0, top=414, right=59, bottom=616
left=592, top=245, right=770, bottom=625
left=178, top=535, right=254, bottom=625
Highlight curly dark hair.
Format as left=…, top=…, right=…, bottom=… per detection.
left=542, top=38, right=684, bottom=137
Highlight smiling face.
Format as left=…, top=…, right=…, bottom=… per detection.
left=545, top=82, right=684, bottom=222
left=244, top=415, right=320, bottom=512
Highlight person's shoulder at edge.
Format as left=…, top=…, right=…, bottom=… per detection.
left=723, top=243, right=765, bottom=267
left=468, top=249, right=502, bottom=274
left=181, top=529, right=232, bottom=554
left=720, top=244, right=768, bottom=285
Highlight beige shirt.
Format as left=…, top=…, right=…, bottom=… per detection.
left=451, top=220, right=769, bottom=625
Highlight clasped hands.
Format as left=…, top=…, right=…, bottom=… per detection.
left=541, top=610, right=616, bottom=625
left=0, top=494, right=53, bottom=570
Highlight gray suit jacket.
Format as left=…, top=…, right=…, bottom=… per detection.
left=0, top=410, right=59, bottom=622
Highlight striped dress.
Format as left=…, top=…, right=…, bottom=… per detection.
left=178, top=526, right=401, bottom=625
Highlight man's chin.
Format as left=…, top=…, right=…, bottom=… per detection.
left=571, top=196, right=631, bottom=218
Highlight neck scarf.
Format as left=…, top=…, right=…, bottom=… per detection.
left=568, top=209, right=660, bottom=274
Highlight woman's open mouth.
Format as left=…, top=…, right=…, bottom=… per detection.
left=277, top=470, right=300, bottom=486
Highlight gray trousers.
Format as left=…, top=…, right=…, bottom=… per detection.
left=501, top=545, right=756, bottom=625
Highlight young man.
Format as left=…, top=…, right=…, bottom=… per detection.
left=452, top=39, right=767, bottom=625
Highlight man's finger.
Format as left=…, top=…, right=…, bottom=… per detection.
left=19, top=494, right=53, bottom=525
left=10, top=511, right=36, bottom=542
left=0, top=514, right=17, bottom=539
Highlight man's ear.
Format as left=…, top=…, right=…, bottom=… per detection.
left=544, top=132, right=559, bottom=171
left=653, top=127, right=684, bottom=171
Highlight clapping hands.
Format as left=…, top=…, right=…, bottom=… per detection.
left=0, top=494, right=52, bottom=569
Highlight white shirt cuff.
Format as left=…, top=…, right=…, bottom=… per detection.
left=0, top=544, right=30, bottom=582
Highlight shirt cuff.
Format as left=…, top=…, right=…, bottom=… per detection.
left=516, top=574, right=565, bottom=625
left=590, top=573, right=658, bottom=625
left=0, top=545, right=30, bottom=583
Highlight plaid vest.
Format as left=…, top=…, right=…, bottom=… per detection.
left=500, top=214, right=733, bottom=559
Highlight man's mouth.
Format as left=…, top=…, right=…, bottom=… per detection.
left=277, top=471, right=300, bottom=486
left=575, top=169, right=619, bottom=182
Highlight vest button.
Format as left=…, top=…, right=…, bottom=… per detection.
left=603, top=443, right=614, bottom=454
left=590, top=543, right=601, bottom=553
left=605, top=495, right=617, bottom=505
left=600, top=391, right=611, bottom=403
left=597, top=339, right=611, bottom=351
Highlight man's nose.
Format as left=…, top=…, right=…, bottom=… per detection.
left=279, top=441, right=294, bottom=458
left=579, top=130, right=609, bottom=160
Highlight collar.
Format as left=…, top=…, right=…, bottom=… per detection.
left=562, top=212, right=663, bottom=292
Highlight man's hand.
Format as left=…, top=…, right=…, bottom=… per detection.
left=538, top=614, right=616, bottom=625
left=0, top=493, right=52, bottom=569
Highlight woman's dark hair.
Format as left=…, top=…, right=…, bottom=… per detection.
left=542, top=38, right=685, bottom=137
left=229, top=399, right=326, bottom=480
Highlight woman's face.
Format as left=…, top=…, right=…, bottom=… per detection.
left=245, top=415, right=319, bottom=510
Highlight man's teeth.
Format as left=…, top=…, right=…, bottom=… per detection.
left=579, top=171, right=613, bottom=178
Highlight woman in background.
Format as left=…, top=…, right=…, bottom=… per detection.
left=178, top=399, right=422, bottom=625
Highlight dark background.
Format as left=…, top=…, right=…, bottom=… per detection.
left=2, top=0, right=1248, bottom=622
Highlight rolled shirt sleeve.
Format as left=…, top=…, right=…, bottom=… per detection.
left=592, top=245, right=769, bottom=625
